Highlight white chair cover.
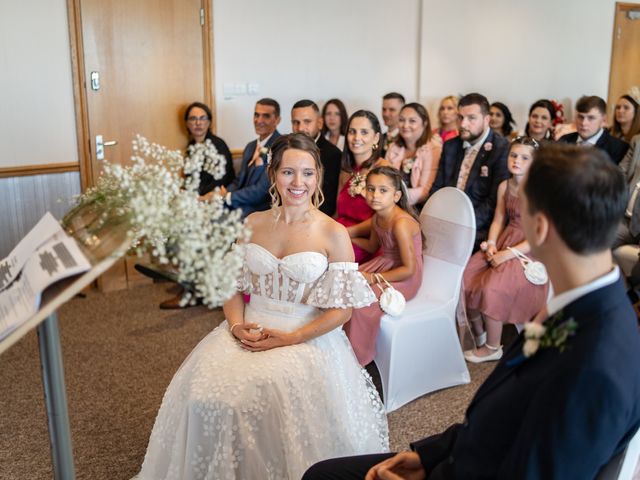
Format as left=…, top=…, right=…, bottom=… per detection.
left=374, top=187, right=475, bottom=413
left=595, top=425, right=640, bottom=480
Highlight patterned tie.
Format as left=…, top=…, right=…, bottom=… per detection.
left=248, top=139, right=264, bottom=167
left=456, top=146, right=479, bottom=190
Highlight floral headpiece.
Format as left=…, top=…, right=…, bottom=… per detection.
left=550, top=100, right=565, bottom=126
left=626, top=86, right=640, bottom=105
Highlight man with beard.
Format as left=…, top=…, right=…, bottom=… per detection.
left=429, top=92, right=509, bottom=248
left=291, top=99, right=341, bottom=216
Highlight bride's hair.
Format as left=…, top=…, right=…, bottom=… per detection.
left=267, top=133, right=325, bottom=210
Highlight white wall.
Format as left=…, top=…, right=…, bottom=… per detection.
left=212, top=0, right=421, bottom=148
left=0, top=0, right=629, bottom=163
left=0, top=0, right=78, bottom=167
left=420, top=0, right=620, bottom=130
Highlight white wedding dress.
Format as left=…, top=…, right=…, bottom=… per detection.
left=136, top=243, right=389, bottom=480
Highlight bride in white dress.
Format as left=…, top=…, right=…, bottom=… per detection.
left=136, top=133, right=389, bottom=480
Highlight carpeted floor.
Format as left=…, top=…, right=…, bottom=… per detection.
left=0, top=283, right=497, bottom=479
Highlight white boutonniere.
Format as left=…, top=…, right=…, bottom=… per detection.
left=402, top=156, right=416, bottom=174
left=348, top=172, right=366, bottom=197
left=259, top=146, right=269, bottom=157
left=522, top=310, right=577, bottom=358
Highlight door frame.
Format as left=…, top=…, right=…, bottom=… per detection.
left=65, top=0, right=216, bottom=191
left=607, top=1, right=640, bottom=114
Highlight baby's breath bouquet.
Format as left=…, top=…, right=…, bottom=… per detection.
left=62, top=135, right=249, bottom=307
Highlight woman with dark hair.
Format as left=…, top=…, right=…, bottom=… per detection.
left=489, top=101, right=516, bottom=138
left=433, top=95, right=459, bottom=142
left=385, top=102, right=442, bottom=207
left=136, top=133, right=389, bottom=480
left=611, top=89, right=640, bottom=143
left=321, top=98, right=348, bottom=150
left=335, top=110, right=389, bottom=263
left=183, top=101, right=235, bottom=197
left=524, top=99, right=555, bottom=142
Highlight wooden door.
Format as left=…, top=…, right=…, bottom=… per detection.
left=608, top=2, right=640, bottom=117
left=70, top=0, right=213, bottom=291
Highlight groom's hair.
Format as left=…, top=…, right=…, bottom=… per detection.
left=524, top=143, right=626, bottom=254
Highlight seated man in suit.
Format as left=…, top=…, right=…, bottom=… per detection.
left=219, top=98, right=281, bottom=217
left=559, top=95, right=629, bottom=164
left=380, top=92, right=405, bottom=156
left=291, top=99, right=341, bottom=216
left=429, top=93, right=509, bottom=248
left=304, top=143, right=640, bottom=479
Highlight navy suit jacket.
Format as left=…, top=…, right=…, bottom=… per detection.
left=429, top=130, right=509, bottom=244
left=411, top=278, right=640, bottom=479
left=316, top=135, right=341, bottom=217
left=559, top=130, right=629, bottom=165
left=228, top=130, right=281, bottom=217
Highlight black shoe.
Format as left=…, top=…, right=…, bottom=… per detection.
left=134, top=263, right=179, bottom=283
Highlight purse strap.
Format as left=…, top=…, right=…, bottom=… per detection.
left=372, top=272, right=392, bottom=294
left=507, top=247, right=531, bottom=269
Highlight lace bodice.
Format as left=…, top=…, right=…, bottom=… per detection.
left=238, top=243, right=375, bottom=308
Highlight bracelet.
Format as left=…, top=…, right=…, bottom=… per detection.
left=486, top=240, right=496, bottom=246
left=229, top=323, right=242, bottom=337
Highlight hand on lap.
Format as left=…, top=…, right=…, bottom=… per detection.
left=365, top=451, right=426, bottom=480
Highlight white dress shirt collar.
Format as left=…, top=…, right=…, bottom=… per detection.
left=578, top=128, right=604, bottom=146
left=547, top=266, right=620, bottom=317
left=462, top=127, right=491, bottom=151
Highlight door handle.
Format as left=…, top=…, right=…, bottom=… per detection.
left=95, top=135, right=118, bottom=160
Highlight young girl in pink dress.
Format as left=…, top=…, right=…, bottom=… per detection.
left=335, top=110, right=389, bottom=263
left=345, top=166, right=423, bottom=366
left=461, top=136, right=549, bottom=363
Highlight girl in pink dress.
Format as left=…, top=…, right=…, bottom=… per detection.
left=461, top=137, right=549, bottom=363
left=336, top=110, right=389, bottom=263
left=345, top=166, right=423, bottom=366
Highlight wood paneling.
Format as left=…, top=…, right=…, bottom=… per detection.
left=0, top=163, right=79, bottom=178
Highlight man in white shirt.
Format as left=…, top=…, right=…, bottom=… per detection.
left=380, top=92, right=405, bottom=155
left=559, top=95, right=629, bottom=164
left=304, top=143, right=640, bottom=480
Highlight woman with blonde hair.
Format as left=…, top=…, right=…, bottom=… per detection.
left=433, top=95, right=459, bottom=142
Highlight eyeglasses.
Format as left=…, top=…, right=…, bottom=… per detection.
left=512, top=136, right=540, bottom=149
left=187, top=115, right=209, bottom=124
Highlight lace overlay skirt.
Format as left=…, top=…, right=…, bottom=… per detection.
left=137, top=295, right=389, bottom=480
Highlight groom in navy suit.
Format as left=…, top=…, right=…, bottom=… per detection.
left=304, top=143, right=640, bottom=479
left=429, top=93, right=509, bottom=249
left=220, top=98, right=281, bottom=217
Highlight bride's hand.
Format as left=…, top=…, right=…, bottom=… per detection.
left=239, top=327, right=297, bottom=352
left=231, top=323, right=267, bottom=343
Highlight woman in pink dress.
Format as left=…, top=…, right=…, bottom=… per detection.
left=336, top=110, right=389, bottom=263
left=385, top=102, right=442, bottom=209
left=345, top=166, right=423, bottom=366
left=433, top=95, right=459, bottom=143
left=461, top=137, right=549, bottom=363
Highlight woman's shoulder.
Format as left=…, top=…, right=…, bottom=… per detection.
left=392, top=211, right=420, bottom=232
left=245, top=209, right=273, bottom=230
left=316, top=214, right=353, bottom=262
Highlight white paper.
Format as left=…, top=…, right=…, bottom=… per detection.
left=0, top=212, right=62, bottom=292
left=0, top=233, right=91, bottom=341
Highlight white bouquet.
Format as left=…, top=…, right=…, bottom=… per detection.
left=62, top=135, right=249, bottom=307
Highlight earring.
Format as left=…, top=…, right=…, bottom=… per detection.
left=372, top=143, right=379, bottom=151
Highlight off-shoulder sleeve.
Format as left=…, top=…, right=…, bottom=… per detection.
left=305, top=262, right=376, bottom=309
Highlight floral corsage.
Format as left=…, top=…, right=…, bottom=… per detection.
left=348, top=172, right=366, bottom=197
left=402, top=156, right=416, bottom=174
left=522, top=310, right=578, bottom=358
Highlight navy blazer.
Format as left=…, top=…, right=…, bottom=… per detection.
left=228, top=130, right=281, bottom=217
left=411, top=278, right=640, bottom=479
left=429, top=130, right=509, bottom=243
left=559, top=130, right=629, bottom=165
